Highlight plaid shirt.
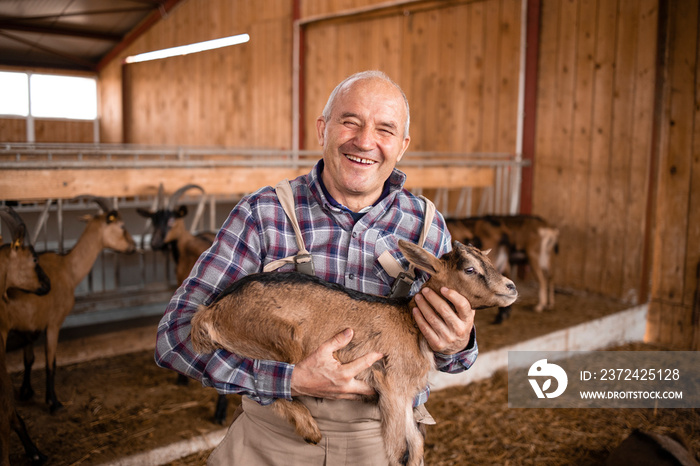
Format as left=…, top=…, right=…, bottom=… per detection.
left=155, top=161, right=478, bottom=406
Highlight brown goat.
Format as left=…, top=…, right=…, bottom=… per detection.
left=2, top=198, right=136, bottom=413
left=191, top=240, right=517, bottom=466
left=0, top=207, right=50, bottom=466
left=161, top=212, right=215, bottom=284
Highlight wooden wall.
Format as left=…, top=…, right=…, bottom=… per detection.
left=533, top=0, right=700, bottom=349
left=533, top=0, right=658, bottom=303
left=301, top=0, right=522, bottom=153
left=99, top=0, right=293, bottom=147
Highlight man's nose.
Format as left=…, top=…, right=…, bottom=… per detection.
left=353, top=125, right=376, bottom=150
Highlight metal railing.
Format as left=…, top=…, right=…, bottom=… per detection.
left=0, top=143, right=529, bottom=328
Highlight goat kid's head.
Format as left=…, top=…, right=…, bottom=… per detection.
left=398, top=239, right=517, bottom=310
left=0, top=206, right=51, bottom=296
left=137, top=184, right=204, bottom=250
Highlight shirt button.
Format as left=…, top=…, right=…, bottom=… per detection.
left=352, top=232, right=358, bottom=238
left=348, top=274, right=355, bottom=280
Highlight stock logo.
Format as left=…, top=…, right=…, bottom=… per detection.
left=528, top=359, right=568, bottom=399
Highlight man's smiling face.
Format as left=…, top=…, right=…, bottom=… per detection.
left=316, top=77, right=410, bottom=212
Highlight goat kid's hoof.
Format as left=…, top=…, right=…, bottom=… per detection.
left=302, top=430, right=322, bottom=445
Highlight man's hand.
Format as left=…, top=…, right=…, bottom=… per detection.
left=412, top=287, right=474, bottom=355
left=290, top=328, right=383, bottom=399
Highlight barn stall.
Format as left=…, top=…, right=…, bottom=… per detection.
left=1, top=0, right=699, bottom=464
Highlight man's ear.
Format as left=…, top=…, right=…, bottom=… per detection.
left=316, top=117, right=326, bottom=146
left=396, top=135, right=411, bottom=163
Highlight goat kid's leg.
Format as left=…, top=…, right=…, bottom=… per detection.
left=271, top=399, right=322, bottom=444
left=19, top=342, right=35, bottom=402
left=527, top=254, right=548, bottom=312
left=378, top=391, right=424, bottom=466
left=10, top=410, right=48, bottom=465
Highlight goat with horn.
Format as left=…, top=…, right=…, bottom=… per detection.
left=137, top=184, right=229, bottom=423
left=3, top=196, right=136, bottom=413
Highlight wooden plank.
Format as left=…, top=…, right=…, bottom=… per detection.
left=603, top=0, right=639, bottom=297
left=0, top=166, right=494, bottom=200
left=465, top=1, right=485, bottom=152
left=548, top=0, right=577, bottom=284
left=495, top=0, right=520, bottom=154
left=532, top=0, right=560, bottom=216
left=622, top=0, right=658, bottom=303
left=687, top=0, right=700, bottom=312
left=652, top=0, right=697, bottom=307
left=582, top=0, right=617, bottom=294
left=566, top=0, right=598, bottom=288
left=481, top=0, right=501, bottom=152
left=0, top=118, right=28, bottom=142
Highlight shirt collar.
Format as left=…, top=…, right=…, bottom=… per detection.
left=313, top=159, right=404, bottom=217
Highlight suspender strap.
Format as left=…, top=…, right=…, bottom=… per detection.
left=380, top=196, right=436, bottom=298
left=262, top=180, right=315, bottom=276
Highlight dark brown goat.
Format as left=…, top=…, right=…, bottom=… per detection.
left=191, top=240, right=517, bottom=466
left=137, top=184, right=228, bottom=423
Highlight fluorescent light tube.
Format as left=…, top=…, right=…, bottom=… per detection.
left=125, top=33, right=250, bottom=64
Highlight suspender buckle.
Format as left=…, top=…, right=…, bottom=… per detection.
left=389, top=271, right=414, bottom=298
left=294, top=253, right=315, bottom=276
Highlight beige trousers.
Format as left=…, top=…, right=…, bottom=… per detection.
left=207, top=396, right=434, bottom=466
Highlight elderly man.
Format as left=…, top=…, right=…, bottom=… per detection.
left=155, top=70, right=477, bottom=465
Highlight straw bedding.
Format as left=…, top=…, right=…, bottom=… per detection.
left=7, top=282, right=698, bottom=465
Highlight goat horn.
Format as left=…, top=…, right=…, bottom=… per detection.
left=0, top=205, right=28, bottom=245
left=74, top=195, right=113, bottom=213
left=156, top=183, right=166, bottom=210
left=167, top=184, right=205, bottom=211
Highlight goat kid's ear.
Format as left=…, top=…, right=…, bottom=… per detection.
left=398, top=239, right=441, bottom=274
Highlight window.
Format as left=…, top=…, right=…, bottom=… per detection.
left=0, top=71, right=97, bottom=120
left=0, top=71, right=29, bottom=116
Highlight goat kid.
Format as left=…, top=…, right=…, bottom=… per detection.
left=191, top=240, right=517, bottom=466
left=0, top=207, right=50, bottom=466
left=137, top=184, right=228, bottom=423
left=447, top=215, right=559, bottom=324
left=2, top=198, right=136, bottom=413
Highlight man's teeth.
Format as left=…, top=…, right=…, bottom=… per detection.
left=345, top=154, right=375, bottom=165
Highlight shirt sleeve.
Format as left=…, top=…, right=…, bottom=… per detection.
left=154, top=197, right=294, bottom=406
left=433, top=326, right=479, bottom=373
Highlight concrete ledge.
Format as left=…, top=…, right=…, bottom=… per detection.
left=99, top=428, right=227, bottom=466
left=429, top=304, right=648, bottom=391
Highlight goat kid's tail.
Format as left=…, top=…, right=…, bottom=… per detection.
left=190, top=305, right=220, bottom=354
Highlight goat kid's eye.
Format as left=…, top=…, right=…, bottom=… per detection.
left=464, top=267, right=476, bottom=275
